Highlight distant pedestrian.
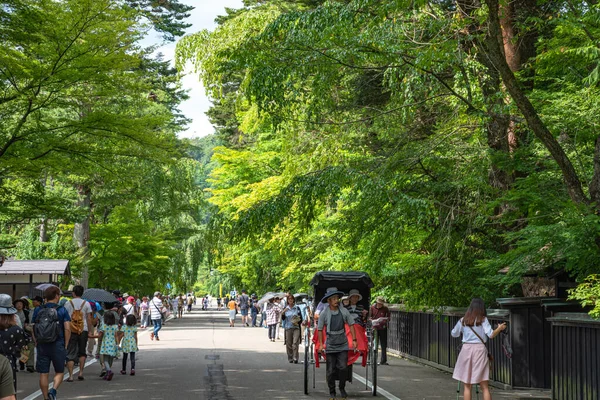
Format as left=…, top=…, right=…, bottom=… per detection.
left=139, top=297, right=149, bottom=329
left=177, top=294, right=185, bottom=319
left=32, top=286, right=71, bottom=400
left=149, top=292, right=164, bottom=341
left=64, top=285, right=93, bottom=382
left=13, top=298, right=34, bottom=372
left=227, top=298, right=237, bottom=327
left=96, top=312, right=118, bottom=381
left=250, top=294, right=258, bottom=327
left=187, top=296, right=193, bottom=313
left=238, top=290, right=250, bottom=327
left=122, top=296, right=136, bottom=325
left=119, top=315, right=138, bottom=376
left=216, top=297, right=222, bottom=311
left=451, top=298, right=506, bottom=400
left=282, top=295, right=303, bottom=363
left=370, top=296, right=391, bottom=365
left=265, top=298, right=282, bottom=342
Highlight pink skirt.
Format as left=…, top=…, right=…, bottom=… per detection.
left=453, top=343, right=489, bottom=384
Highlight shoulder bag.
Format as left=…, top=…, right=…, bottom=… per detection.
left=468, top=325, right=494, bottom=369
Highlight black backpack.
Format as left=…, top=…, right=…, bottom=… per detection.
left=34, top=305, right=61, bottom=344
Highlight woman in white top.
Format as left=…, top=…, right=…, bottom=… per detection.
left=451, top=298, right=506, bottom=400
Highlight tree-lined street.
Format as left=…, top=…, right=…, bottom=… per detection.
left=13, top=308, right=549, bottom=400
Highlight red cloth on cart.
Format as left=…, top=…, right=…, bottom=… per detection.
left=312, top=324, right=367, bottom=368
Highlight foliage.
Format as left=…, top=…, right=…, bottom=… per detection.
left=173, top=0, right=600, bottom=312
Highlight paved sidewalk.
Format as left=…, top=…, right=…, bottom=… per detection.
left=12, top=309, right=553, bottom=399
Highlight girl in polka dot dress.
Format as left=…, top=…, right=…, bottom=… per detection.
left=96, top=312, right=119, bottom=381
left=119, top=314, right=138, bottom=375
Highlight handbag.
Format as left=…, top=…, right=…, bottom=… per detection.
left=468, top=326, right=494, bottom=369
left=152, top=300, right=166, bottom=321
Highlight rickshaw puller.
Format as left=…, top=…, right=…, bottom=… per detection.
left=317, top=287, right=358, bottom=400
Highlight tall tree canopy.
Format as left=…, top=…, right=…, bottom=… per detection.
left=176, top=0, right=600, bottom=308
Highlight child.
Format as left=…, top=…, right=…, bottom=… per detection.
left=95, top=311, right=119, bottom=381
left=120, top=314, right=138, bottom=376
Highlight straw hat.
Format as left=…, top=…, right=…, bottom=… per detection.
left=375, top=296, right=386, bottom=304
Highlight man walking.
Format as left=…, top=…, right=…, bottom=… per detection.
left=317, top=287, right=357, bottom=400
left=250, top=294, right=259, bottom=327
left=177, top=294, right=185, bottom=319
left=64, top=285, right=92, bottom=382
left=370, top=296, right=391, bottom=365
left=150, top=292, right=164, bottom=341
left=32, top=286, right=71, bottom=400
left=238, top=290, right=250, bottom=327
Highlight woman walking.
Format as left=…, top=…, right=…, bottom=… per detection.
left=281, top=295, right=303, bottom=363
left=265, top=298, right=282, bottom=342
left=451, top=298, right=506, bottom=400
left=139, top=297, right=149, bottom=329
left=119, top=315, right=138, bottom=376
left=0, top=295, right=30, bottom=391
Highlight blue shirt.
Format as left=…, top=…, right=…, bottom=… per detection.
left=32, top=303, right=71, bottom=341
left=282, top=305, right=302, bottom=329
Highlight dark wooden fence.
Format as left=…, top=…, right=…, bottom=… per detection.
left=549, top=313, right=600, bottom=400
left=385, top=301, right=598, bottom=399
left=387, top=307, right=512, bottom=388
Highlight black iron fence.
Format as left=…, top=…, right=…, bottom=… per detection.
left=549, top=313, right=600, bottom=400
left=387, top=307, right=512, bottom=387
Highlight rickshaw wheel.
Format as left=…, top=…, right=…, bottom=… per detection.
left=371, top=331, right=378, bottom=396
left=303, top=327, right=310, bottom=394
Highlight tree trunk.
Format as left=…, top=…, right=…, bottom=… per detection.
left=74, top=184, right=91, bottom=288
left=483, top=0, right=589, bottom=206
left=39, top=219, right=48, bottom=242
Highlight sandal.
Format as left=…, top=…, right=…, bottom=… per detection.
left=78, top=376, right=85, bottom=381
left=66, top=377, right=74, bottom=382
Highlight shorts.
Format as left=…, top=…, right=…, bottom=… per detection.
left=0, top=356, right=15, bottom=398
left=66, top=331, right=89, bottom=361
left=240, top=309, right=249, bottom=316
left=37, top=341, right=67, bottom=374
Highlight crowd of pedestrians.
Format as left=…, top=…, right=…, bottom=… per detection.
left=0, top=287, right=199, bottom=400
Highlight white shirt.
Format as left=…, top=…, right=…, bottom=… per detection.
left=451, top=317, right=493, bottom=344
left=124, top=303, right=136, bottom=315
left=64, top=298, right=92, bottom=332
left=150, top=297, right=164, bottom=320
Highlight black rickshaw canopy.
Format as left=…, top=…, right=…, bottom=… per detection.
left=309, top=271, right=374, bottom=310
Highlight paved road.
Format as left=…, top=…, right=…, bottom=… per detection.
left=14, top=308, right=551, bottom=399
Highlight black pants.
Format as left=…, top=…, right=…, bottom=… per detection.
left=326, top=351, right=348, bottom=395
left=377, top=328, right=388, bottom=363
left=122, top=352, right=136, bottom=371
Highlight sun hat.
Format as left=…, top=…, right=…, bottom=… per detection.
left=127, top=296, right=135, bottom=303
left=153, top=291, right=161, bottom=297
left=341, top=295, right=349, bottom=301
left=321, top=287, right=345, bottom=303
left=348, top=289, right=363, bottom=301
left=0, top=295, right=17, bottom=314
left=123, top=293, right=129, bottom=298
left=376, top=296, right=386, bottom=304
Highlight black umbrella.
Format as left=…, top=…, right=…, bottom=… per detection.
left=82, top=288, right=117, bottom=303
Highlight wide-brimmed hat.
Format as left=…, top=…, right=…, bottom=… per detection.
left=376, top=296, right=385, bottom=304
left=348, top=289, right=362, bottom=301
left=153, top=291, right=161, bottom=297
left=0, top=295, right=17, bottom=314
left=321, top=287, right=345, bottom=303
